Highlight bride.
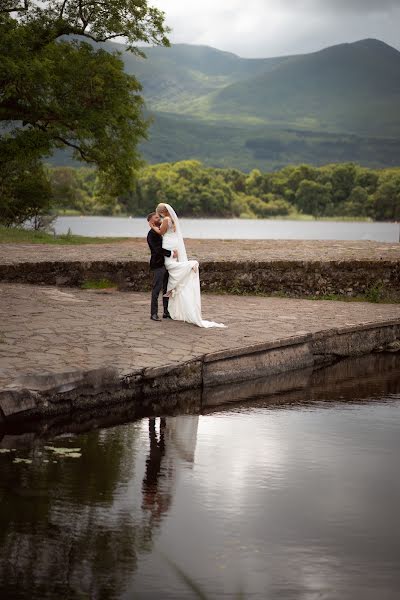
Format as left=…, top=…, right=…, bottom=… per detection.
left=149, top=203, right=226, bottom=329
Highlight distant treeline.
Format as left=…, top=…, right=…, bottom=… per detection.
left=49, top=161, right=400, bottom=221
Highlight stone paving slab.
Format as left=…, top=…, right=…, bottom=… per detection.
left=1, top=239, right=399, bottom=265
left=1, top=283, right=399, bottom=392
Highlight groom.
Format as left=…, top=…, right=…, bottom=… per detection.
left=147, top=212, right=176, bottom=322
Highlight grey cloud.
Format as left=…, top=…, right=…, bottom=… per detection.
left=152, top=0, right=400, bottom=57
left=278, top=0, right=400, bottom=12
left=325, top=0, right=400, bottom=9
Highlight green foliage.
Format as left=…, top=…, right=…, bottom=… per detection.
left=47, top=160, right=400, bottom=221
left=0, top=0, right=169, bottom=225
left=49, top=167, right=122, bottom=215
left=295, top=180, right=332, bottom=217
left=0, top=145, right=52, bottom=226
left=373, top=172, right=400, bottom=220
left=123, top=160, right=238, bottom=217
left=343, top=186, right=371, bottom=217
left=365, top=282, right=385, bottom=303
left=81, top=279, right=117, bottom=290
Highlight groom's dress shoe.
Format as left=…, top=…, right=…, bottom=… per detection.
left=150, top=314, right=161, bottom=322
left=163, top=312, right=172, bottom=319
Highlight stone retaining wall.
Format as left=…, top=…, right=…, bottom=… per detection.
left=201, top=260, right=400, bottom=298
left=1, top=321, right=399, bottom=425
left=0, top=258, right=399, bottom=298
left=2, top=353, right=399, bottom=440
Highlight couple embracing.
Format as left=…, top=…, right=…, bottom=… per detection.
left=146, top=203, right=225, bottom=329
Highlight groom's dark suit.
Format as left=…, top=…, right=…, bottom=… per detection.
left=147, top=229, right=172, bottom=317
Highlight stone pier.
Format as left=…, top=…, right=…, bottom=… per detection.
left=1, top=283, right=399, bottom=425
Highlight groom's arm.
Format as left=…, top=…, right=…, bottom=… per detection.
left=147, top=234, right=171, bottom=257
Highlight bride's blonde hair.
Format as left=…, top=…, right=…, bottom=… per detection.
left=156, top=203, right=168, bottom=216
left=156, top=203, right=176, bottom=230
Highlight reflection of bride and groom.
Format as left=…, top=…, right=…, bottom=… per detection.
left=147, top=203, right=226, bottom=328
left=141, top=415, right=199, bottom=534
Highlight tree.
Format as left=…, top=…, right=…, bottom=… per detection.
left=220, top=168, right=246, bottom=193
left=245, top=169, right=265, bottom=196
left=295, top=180, right=332, bottom=217
left=41, top=160, right=400, bottom=221
left=262, top=195, right=293, bottom=217
left=354, top=167, right=379, bottom=195
left=342, top=186, right=371, bottom=217
left=286, top=164, right=317, bottom=191
left=0, top=1, right=169, bottom=224
left=330, top=163, right=357, bottom=206
left=49, top=167, right=87, bottom=212
left=0, top=158, right=52, bottom=227
left=373, top=174, right=400, bottom=221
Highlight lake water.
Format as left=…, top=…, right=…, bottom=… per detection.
left=55, top=216, right=400, bottom=242
left=1, top=355, right=400, bottom=599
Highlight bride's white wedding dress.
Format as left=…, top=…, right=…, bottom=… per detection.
left=160, top=205, right=225, bottom=329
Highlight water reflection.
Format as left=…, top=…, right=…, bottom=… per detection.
left=0, top=417, right=199, bottom=599
left=1, top=358, right=400, bottom=599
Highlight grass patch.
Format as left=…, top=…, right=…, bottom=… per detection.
left=211, top=287, right=399, bottom=303
left=81, top=279, right=117, bottom=290
left=0, top=226, right=128, bottom=245
left=306, top=283, right=399, bottom=303
left=279, top=292, right=399, bottom=304
left=55, top=209, right=82, bottom=216
left=302, top=294, right=390, bottom=304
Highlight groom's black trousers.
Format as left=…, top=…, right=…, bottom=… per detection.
left=151, top=266, right=169, bottom=316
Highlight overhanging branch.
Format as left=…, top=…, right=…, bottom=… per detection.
left=54, top=135, right=92, bottom=162
left=33, top=120, right=93, bottom=162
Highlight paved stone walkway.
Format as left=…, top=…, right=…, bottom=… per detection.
left=1, top=283, right=399, bottom=390
left=1, top=239, right=399, bottom=265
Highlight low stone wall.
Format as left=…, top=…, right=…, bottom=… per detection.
left=0, top=258, right=399, bottom=298
left=200, top=260, right=400, bottom=298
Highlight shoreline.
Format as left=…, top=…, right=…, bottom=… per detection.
left=2, top=220, right=400, bottom=248
left=52, top=214, right=378, bottom=223
left=2, top=353, right=399, bottom=439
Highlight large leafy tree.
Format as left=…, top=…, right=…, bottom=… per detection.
left=295, top=179, right=332, bottom=218
left=0, top=0, right=169, bottom=224
left=373, top=172, right=400, bottom=221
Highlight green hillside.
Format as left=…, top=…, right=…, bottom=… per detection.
left=210, top=39, right=400, bottom=135
left=140, top=113, right=400, bottom=171
left=115, top=42, right=291, bottom=114
left=50, top=38, right=400, bottom=171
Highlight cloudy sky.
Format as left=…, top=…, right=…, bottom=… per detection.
left=152, top=0, right=400, bottom=58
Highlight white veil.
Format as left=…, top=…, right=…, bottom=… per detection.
left=163, top=203, right=188, bottom=262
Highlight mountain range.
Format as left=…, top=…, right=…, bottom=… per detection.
left=57, top=38, right=400, bottom=171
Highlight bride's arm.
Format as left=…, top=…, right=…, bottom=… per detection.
left=150, top=217, right=170, bottom=236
